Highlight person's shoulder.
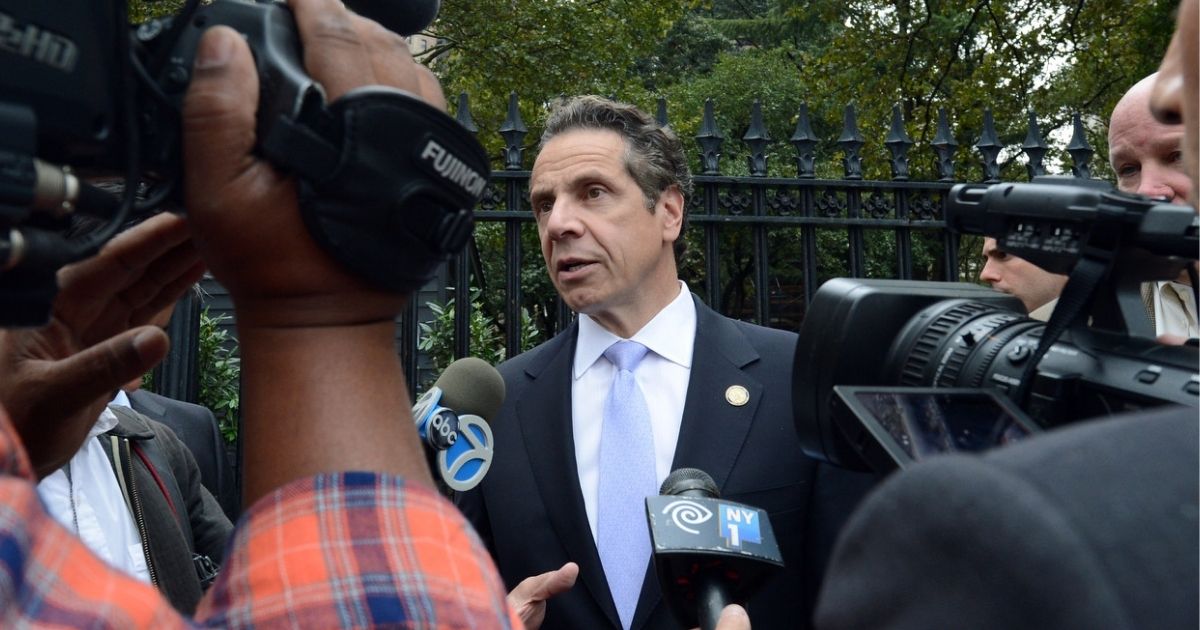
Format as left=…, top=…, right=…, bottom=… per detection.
left=129, top=389, right=214, bottom=419
left=731, top=318, right=798, bottom=343
left=718, top=315, right=798, bottom=358
left=496, top=325, right=575, bottom=380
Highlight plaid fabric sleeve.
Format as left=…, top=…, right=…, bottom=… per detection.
left=0, top=476, right=189, bottom=628
left=195, top=472, right=522, bottom=629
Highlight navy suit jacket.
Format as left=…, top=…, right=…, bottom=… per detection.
left=456, top=298, right=872, bottom=629
left=128, top=389, right=238, bottom=520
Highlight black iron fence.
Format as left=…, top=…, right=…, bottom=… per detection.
left=168, top=93, right=1100, bottom=404
left=390, top=94, right=1098, bottom=392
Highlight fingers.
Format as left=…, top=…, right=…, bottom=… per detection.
left=292, top=0, right=377, bottom=100
left=294, top=0, right=444, bottom=105
left=33, top=326, right=169, bottom=423
left=53, top=214, right=204, bottom=343
left=715, top=604, right=750, bottom=630
left=349, top=14, right=420, bottom=93
left=415, top=64, right=447, bottom=111
left=539, top=562, right=579, bottom=599
left=83, top=255, right=205, bottom=349
left=183, top=25, right=261, bottom=202
left=57, top=213, right=192, bottom=296
left=510, top=563, right=579, bottom=602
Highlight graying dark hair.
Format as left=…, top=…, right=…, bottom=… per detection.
left=539, top=95, right=692, bottom=261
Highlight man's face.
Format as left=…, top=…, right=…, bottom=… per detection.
left=1109, top=77, right=1192, bottom=204
left=530, top=129, right=683, bottom=335
left=980, top=237, right=1069, bottom=313
left=1151, top=0, right=1199, bottom=204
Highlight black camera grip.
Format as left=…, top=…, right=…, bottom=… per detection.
left=260, top=87, right=490, bottom=294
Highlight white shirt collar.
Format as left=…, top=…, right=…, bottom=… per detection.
left=574, top=280, right=696, bottom=379
left=91, top=389, right=132, bottom=437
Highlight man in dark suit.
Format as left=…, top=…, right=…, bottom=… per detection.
left=816, top=5, right=1200, bottom=626
left=126, top=387, right=237, bottom=519
left=456, top=96, right=871, bottom=630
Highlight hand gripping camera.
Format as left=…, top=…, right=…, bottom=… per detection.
left=0, top=0, right=488, bottom=325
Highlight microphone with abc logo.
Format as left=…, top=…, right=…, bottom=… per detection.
left=411, top=357, right=505, bottom=493
left=645, top=468, right=784, bottom=630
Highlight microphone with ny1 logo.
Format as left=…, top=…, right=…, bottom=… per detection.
left=411, top=357, right=505, bottom=492
left=646, top=468, right=784, bottom=630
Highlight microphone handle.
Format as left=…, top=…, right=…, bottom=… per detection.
left=698, top=573, right=733, bottom=630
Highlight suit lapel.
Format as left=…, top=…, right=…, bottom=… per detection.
left=129, top=390, right=169, bottom=422
left=671, top=301, right=762, bottom=489
left=517, top=324, right=624, bottom=629
left=632, top=299, right=763, bottom=629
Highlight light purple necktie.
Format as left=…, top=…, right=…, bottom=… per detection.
left=597, top=340, right=656, bottom=630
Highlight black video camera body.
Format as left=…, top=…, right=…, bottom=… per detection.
left=794, top=178, right=1199, bottom=472
left=0, top=0, right=488, bottom=325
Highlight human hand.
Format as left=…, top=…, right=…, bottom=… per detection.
left=182, top=0, right=448, bottom=328
left=691, top=604, right=751, bottom=630
left=506, top=562, right=579, bottom=630
left=0, top=213, right=203, bottom=478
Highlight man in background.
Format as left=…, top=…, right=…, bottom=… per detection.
left=1109, top=73, right=1197, bottom=338
left=979, top=236, right=1067, bottom=320
left=123, top=296, right=238, bottom=519
left=37, top=384, right=233, bottom=614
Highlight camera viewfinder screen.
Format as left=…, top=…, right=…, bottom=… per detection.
left=847, top=389, right=1036, bottom=462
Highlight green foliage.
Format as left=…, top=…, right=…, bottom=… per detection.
left=417, top=288, right=541, bottom=378
left=197, top=309, right=240, bottom=444
left=425, top=0, right=695, bottom=167
left=428, top=0, right=1173, bottom=320
left=127, top=0, right=183, bottom=22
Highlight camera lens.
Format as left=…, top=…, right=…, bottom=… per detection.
left=885, top=299, right=1043, bottom=390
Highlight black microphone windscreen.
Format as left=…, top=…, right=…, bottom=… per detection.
left=434, top=357, right=505, bottom=420
left=661, top=468, right=720, bottom=498
left=343, top=0, right=441, bottom=35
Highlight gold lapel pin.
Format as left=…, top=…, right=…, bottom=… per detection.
left=725, top=385, right=750, bottom=407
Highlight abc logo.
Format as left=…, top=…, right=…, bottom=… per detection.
left=427, top=410, right=459, bottom=446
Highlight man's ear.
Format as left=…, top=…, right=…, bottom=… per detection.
left=658, top=185, right=684, bottom=244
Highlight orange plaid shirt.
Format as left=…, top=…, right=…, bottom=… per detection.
left=0, top=408, right=521, bottom=628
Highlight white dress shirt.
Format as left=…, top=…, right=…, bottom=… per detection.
left=572, top=281, right=696, bottom=542
left=38, top=390, right=151, bottom=582
left=1151, top=280, right=1198, bottom=338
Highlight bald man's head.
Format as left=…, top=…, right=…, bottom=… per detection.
left=1108, top=73, right=1193, bottom=204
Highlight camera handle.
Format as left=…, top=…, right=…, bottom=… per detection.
left=1012, top=254, right=1110, bottom=408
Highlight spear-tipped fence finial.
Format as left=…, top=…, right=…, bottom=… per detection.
left=790, top=103, right=818, bottom=179
left=837, top=103, right=864, bottom=180
left=976, top=108, right=1002, bottom=183
left=498, top=92, right=527, bottom=170
left=455, top=92, right=478, bottom=134
left=1067, top=112, right=1094, bottom=179
left=932, top=107, right=958, bottom=181
left=743, top=100, right=771, bottom=177
left=885, top=103, right=914, bottom=181
left=696, top=99, right=724, bottom=175
left=1021, top=109, right=1048, bottom=179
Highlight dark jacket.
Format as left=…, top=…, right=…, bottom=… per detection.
left=105, top=406, right=234, bottom=615
left=456, top=298, right=876, bottom=629
left=127, top=389, right=238, bottom=519
left=815, top=406, right=1199, bottom=630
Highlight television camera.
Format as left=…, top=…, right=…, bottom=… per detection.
left=0, top=0, right=487, bottom=326
left=794, top=177, right=1199, bottom=472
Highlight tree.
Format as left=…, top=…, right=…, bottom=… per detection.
left=421, top=0, right=693, bottom=164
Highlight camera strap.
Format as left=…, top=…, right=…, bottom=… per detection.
left=259, top=87, right=489, bottom=293
left=1013, top=256, right=1108, bottom=407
